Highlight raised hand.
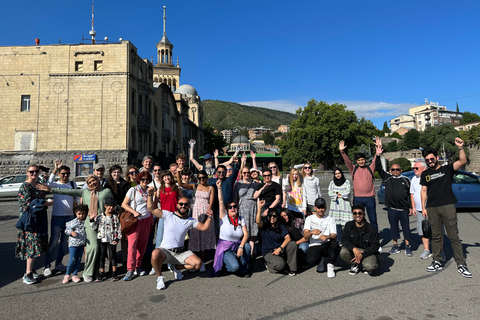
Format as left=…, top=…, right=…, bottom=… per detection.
left=241, top=152, right=247, bottom=163
left=54, top=159, right=62, bottom=169
left=375, top=136, right=383, bottom=149
left=455, top=137, right=464, bottom=148
left=214, top=149, right=219, bottom=158
left=375, top=144, right=383, bottom=156
left=250, top=150, right=256, bottom=159
left=339, top=140, right=346, bottom=152
left=216, top=179, right=222, bottom=188
left=188, top=139, right=196, bottom=148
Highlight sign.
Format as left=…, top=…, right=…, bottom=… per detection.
left=74, top=154, right=97, bottom=162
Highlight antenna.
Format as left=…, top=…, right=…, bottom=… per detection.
left=89, top=1, right=96, bottom=44
left=163, top=6, right=167, bottom=36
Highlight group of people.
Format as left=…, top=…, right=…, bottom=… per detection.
left=14, top=135, right=472, bottom=289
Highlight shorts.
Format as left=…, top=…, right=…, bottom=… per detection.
left=161, top=248, right=195, bottom=265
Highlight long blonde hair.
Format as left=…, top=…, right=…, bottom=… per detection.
left=268, top=162, right=281, bottom=178
left=288, top=168, right=303, bottom=188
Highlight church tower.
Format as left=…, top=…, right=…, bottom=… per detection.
left=153, top=6, right=181, bottom=91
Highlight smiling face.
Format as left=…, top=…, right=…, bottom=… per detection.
left=177, top=198, right=190, bottom=216
left=227, top=202, right=238, bottom=217
left=59, top=169, right=71, bottom=184
left=424, top=153, right=439, bottom=169
left=390, top=164, right=402, bottom=177
left=352, top=208, right=365, bottom=225
left=87, top=178, right=99, bottom=189
left=315, top=205, right=326, bottom=218
left=111, top=169, right=122, bottom=181
left=334, top=170, right=342, bottom=179
left=413, top=162, right=425, bottom=177
left=153, top=166, right=162, bottom=179
left=142, top=158, right=153, bottom=170
left=226, top=165, right=233, bottom=177
left=280, top=211, right=289, bottom=223
left=356, top=157, right=366, bottom=167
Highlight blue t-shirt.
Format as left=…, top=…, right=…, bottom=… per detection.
left=259, top=222, right=288, bottom=256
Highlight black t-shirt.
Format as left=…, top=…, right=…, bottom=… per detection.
left=420, top=163, right=457, bottom=208
left=259, top=181, right=282, bottom=203
left=288, top=226, right=304, bottom=242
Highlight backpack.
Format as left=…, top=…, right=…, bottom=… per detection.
left=352, top=165, right=374, bottom=181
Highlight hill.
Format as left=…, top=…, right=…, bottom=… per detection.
left=202, top=100, right=298, bottom=131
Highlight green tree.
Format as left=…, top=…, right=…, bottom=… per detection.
left=460, top=111, right=480, bottom=125
left=262, top=131, right=275, bottom=145
left=389, top=157, right=412, bottom=171
left=382, top=121, right=391, bottom=134
left=459, top=124, right=480, bottom=147
left=203, top=122, right=227, bottom=154
left=240, top=128, right=249, bottom=138
left=278, top=99, right=378, bottom=169
left=384, top=141, right=398, bottom=152
left=419, top=124, right=466, bottom=161
left=390, top=132, right=402, bottom=139
left=403, top=129, right=420, bottom=149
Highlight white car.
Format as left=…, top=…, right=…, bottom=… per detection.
left=72, top=176, right=88, bottom=189
left=0, top=174, right=28, bottom=197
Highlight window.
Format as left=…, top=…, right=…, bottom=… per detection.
left=154, top=106, right=158, bottom=127
left=94, top=60, right=103, bottom=71
left=131, top=127, right=136, bottom=148
left=131, top=90, right=136, bottom=115
left=21, top=95, right=30, bottom=112
left=75, top=61, right=83, bottom=71
left=162, top=113, right=167, bottom=129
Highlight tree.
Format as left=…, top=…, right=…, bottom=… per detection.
left=384, top=141, right=398, bottom=152
left=419, top=124, right=467, bottom=161
left=403, top=129, right=420, bottom=149
left=240, top=128, right=250, bottom=139
left=389, top=157, right=412, bottom=171
left=203, top=122, right=227, bottom=154
left=459, top=124, right=480, bottom=147
left=390, top=132, right=402, bottom=139
left=460, top=111, right=480, bottom=125
left=382, top=121, right=391, bottom=134
left=262, top=131, right=275, bottom=145
left=278, top=99, right=378, bottom=169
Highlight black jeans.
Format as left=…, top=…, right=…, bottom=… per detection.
left=306, top=241, right=338, bottom=268
left=99, top=242, right=117, bottom=269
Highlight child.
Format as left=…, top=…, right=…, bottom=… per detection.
left=92, top=198, right=122, bottom=281
left=63, top=204, right=89, bottom=284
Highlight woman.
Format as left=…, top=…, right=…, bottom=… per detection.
left=16, top=164, right=53, bottom=284
left=301, top=163, right=322, bottom=216
left=121, top=171, right=154, bottom=280
left=211, top=180, right=251, bottom=277
left=125, top=165, right=139, bottom=187
left=39, top=174, right=115, bottom=282
left=178, top=169, right=215, bottom=272
left=178, top=168, right=195, bottom=202
left=154, top=171, right=183, bottom=248
left=256, top=200, right=297, bottom=275
left=250, top=168, right=262, bottom=183
left=283, top=168, right=307, bottom=230
left=327, top=168, right=352, bottom=241
left=105, top=164, right=131, bottom=265
left=267, top=162, right=283, bottom=187
left=234, top=166, right=259, bottom=255
left=280, top=208, right=309, bottom=267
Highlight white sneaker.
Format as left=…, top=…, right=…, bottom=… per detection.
left=149, top=269, right=156, bottom=275
left=43, top=268, right=52, bottom=277
left=327, top=263, right=335, bottom=278
left=56, top=264, right=67, bottom=272
left=156, top=276, right=165, bottom=290
left=83, top=275, right=93, bottom=282
left=378, top=246, right=383, bottom=253
left=199, top=263, right=206, bottom=273
left=171, top=265, right=184, bottom=280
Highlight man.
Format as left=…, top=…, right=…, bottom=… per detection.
left=149, top=164, right=163, bottom=191
left=140, top=155, right=153, bottom=173
left=340, top=205, right=380, bottom=275
left=83, top=163, right=107, bottom=188
left=169, top=163, right=178, bottom=178
left=176, top=153, right=187, bottom=171
left=148, top=194, right=214, bottom=290
left=410, top=161, right=432, bottom=259
left=189, top=139, right=216, bottom=178
left=421, top=137, right=471, bottom=277
left=339, top=139, right=379, bottom=230
left=253, top=168, right=282, bottom=211
left=44, top=159, right=77, bottom=276
left=375, top=144, right=413, bottom=256
left=303, top=198, right=338, bottom=278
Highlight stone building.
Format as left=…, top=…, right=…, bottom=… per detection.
left=0, top=8, right=203, bottom=176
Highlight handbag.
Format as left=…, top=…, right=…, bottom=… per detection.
left=120, top=189, right=138, bottom=233
left=422, top=218, right=432, bottom=239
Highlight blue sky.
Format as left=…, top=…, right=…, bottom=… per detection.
left=2, top=1, right=480, bottom=129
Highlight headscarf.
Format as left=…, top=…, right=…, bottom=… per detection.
left=333, top=167, right=346, bottom=187
left=86, top=174, right=101, bottom=216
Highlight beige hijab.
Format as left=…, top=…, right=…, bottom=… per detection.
left=86, top=174, right=101, bottom=217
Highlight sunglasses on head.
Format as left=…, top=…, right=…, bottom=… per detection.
left=390, top=168, right=401, bottom=172
left=228, top=205, right=238, bottom=209
left=178, top=202, right=189, bottom=207
left=28, top=170, right=39, bottom=174
left=353, top=211, right=364, bottom=216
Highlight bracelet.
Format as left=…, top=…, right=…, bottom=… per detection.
left=239, top=246, right=244, bottom=249
left=458, top=147, right=463, bottom=150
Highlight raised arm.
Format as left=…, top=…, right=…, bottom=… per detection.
left=256, top=199, right=265, bottom=228
left=453, top=137, right=467, bottom=171
left=189, top=139, right=203, bottom=171
left=217, top=180, right=226, bottom=219
left=250, top=151, right=258, bottom=171
left=219, top=148, right=240, bottom=167
left=176, top=171, right=194, bottom=190
left=375, top=145, right=388, bottom=181
left=339, top=140, right=354, bottom=173
left=214, top=149, right=220, bottom=168
left=195, top=210, right=213, bottom=231
left=147, top=187, right=163, bottom=218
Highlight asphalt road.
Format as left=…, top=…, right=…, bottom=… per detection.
left=0, top=180, right=479, bottom=320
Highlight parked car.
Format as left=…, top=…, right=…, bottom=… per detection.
left=377, top=170, right=480, bottom=208
left=0, top=174, right=28, bottom=197
left=71, top=175, right=88, bottom=189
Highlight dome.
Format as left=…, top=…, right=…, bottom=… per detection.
left=175, top=84, right=198, bottom=96
left=232, top=135, right=249, bottom=144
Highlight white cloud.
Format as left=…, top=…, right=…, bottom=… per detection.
left=238, top=99, right=417, bottom=120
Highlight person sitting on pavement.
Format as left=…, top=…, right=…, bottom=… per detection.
left=280, top=208, right=309, bottom=268
left=211, top=180, right=251, bottom=277
left=303, top=198, right=338, bottom=278
left=374, top=140, right=413, bottom=256
left=256, top=200, right=298, bottom=276
left=340, top=205, right=381, bottom=275
left=148, top=194, right=214, bottom=290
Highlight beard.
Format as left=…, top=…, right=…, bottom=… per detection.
left=205, top=162, right=213, bottom=169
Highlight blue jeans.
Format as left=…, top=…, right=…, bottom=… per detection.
left=66, top=246, right=84, bottom=276
left=223, top=242, right=251, bottom=274
left=336, top=224, right=343, bottom=242
left=387, top=208, right=411, bottom=242
left=154, top=218, right=164, bottom=248
left=354, top=197, right=377, bottom=230
left=45, top=216, right=73, bottom=268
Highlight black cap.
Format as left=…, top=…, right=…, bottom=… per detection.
left=314, top=198, right=327, bottom=208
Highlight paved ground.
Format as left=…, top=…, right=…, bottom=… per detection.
left=0, top=180, right=479, bottom=320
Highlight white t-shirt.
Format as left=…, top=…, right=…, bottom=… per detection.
left=410, top=175, right=422, bottom=211
left=126, top=186, right=151, bottom=219
left=219, top=215, right=245, bottom=242
left=161, top=210, right=198, bottom=249
left=304, top=214, right=336, bottom=246
left=47, top=174, right=77, bottom=216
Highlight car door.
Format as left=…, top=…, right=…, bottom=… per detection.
left=452, top=171, right=480, bottom=208
left=0, top=176, right=17, bottom=197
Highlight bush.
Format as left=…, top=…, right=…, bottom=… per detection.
left=388, top=157, right=412, bottom=172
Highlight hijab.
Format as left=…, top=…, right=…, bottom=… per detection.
left=86, top=174, right=101, bottom=216
left=333, top=167, right=346, bottom=187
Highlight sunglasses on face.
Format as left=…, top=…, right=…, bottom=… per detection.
left=178, top=202, right=189, bottom=207
left=198, top=176, right=207, bottom=180
left=153, top=169, right=161, bottom=172
left=304, top=166, right=312, bottom=169
left=28, top=170, right=39, bottom=174
left=263, top=174, right=271, bottom=177
left=316, top=206, right=326, bottom=209
left=59, top=172, right=70, bottom=176
left=242, top=172, right=250, bottom=174
left=217, top=171, right=226, bottom=175
left=140, top=178, right=150, bottom=182
left=269, top=166, right=276, bottom=169
left=228, top=205, right=238, bottom=209
left=227, top=168, right=232, bottom=171
left=390, top=168, right=401, bottom=172
left=268, top=215, right=278, bottom=218
left=413, top=167, right=420, bottom=170
left=353, top=211, right=364, bottom=216
left=425, top=158, right=436, bottom=163
left=129, top=171, right=139, bottom=175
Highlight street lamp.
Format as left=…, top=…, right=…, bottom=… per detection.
left=0, top=75, right=9, bottom=86
left=20, top=73, right=35, bottom=85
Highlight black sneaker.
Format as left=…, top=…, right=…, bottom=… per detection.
left=349, top=264, right=360, bottom=276
left=426, top=261, right=442, bottom=272
left=458, top=264, right=472, bottom=278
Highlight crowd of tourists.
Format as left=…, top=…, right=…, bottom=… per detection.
left=15, top=136, right=472, bottom=289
